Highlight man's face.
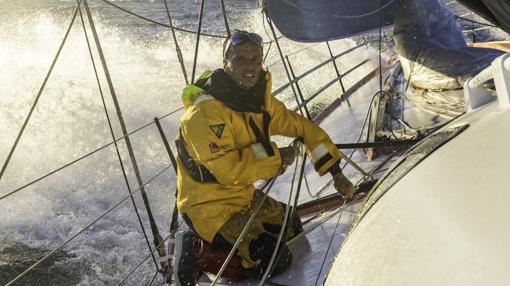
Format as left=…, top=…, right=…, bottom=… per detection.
left=223, top=42, right=263, bottom=90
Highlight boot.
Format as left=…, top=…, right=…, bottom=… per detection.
left=174, top=231, right=201, bottom=286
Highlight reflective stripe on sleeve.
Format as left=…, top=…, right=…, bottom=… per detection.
left=310, top=143, right=329, bottom=163
left=251, top=142, right=269, bottom=159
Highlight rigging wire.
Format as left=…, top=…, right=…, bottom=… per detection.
left=3, top=164, right=172, bottom=286
left=191, top=0, right=206, bottom=83
left=115, top=234, right=172, bottom=286
left=259, top=8, right=287, bottom=65
left=147, top=270, right=159, bottom=286
left=264, top=13, right=314, bottom=195
left=454, top=15, right=498, bottom=28
left=258, top=153, right=305, bottom=285
left=263, top=40, right=273, bottom=64
left=311, top=2, right=389, bottom=282
left=274, top=0, right=396, bottom=19
left=339, top=27, right=388, bottom=174
left=116, top=221, right=183, bottom=286
left=99, top=0, right=227, bottom=39
left=81, top=0, right=160, bottom=270
left=1, top=1, right=415, bottom=285
left=78, top=0, right=158, bottom=269
left=313, top=198, right=348, bottom=286
left=210, top=167, right=283, bottom=286
left=219, top=0, right=232, bottom=54
left=163, top=0, right=189, bottom=85
left=0, top=3, right=80, bottom=182
left=264, top=37, right=321, bottom=68
left=154, top=117, right=180, bottom=284
left=0, top=107, right=181, bottom=203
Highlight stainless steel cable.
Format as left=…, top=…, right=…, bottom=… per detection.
left=0, top=108, right=181, bottom=203
left=0, top=3, right=80, bottom=182
left=3, top=164, right=172, bottom=286
left=99, top=0, right=228, bottom=38
left=210, top=167, right=283, bottom=286
left=191, top=0, right=206, bottom=83
left=163, top=0, right=189, bottom=84
left=258, top=155, right=303, bottom=285
left=80, top=0, right=160, bottom=269
left=274, top=0, right=396, bottom=19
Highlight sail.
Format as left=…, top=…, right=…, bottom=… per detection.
left=394, top=0, right=502, bottom=90
left=264, top=0, right=397, bottom=42
left=455, top=0, right=510, bottom=34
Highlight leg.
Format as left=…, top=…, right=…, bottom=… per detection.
left=215, top=191, right=295, bottom=277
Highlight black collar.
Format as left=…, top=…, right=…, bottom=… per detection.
left=196, top=69, right=266, bottom=113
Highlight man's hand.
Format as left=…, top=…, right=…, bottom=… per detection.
left=279, top=145, right=299, bottom=169
left=333, top=172, right=354, bottom=200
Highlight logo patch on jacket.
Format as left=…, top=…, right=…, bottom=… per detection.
left=209, top=143, right=220, bottom=153
left=209, top=124, right=225, bottom=139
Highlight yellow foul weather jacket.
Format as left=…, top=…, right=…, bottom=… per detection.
left=176, top=70, right=341, bottom=242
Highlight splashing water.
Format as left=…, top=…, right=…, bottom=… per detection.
left=0, top=0, right=381, bottom=284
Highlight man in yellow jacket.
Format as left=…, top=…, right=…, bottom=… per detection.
left=174, top=30, right=354, bottom=284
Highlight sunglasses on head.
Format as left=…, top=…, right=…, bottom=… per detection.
left=229, top=30, right=263, bottom=47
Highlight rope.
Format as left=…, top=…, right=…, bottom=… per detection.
left=258, top=8, right=289, bottom=65
left=210, top=168, right=283, bottom=286
left=274, top=0, right=396, bottom=19
left=454, top=15, right=498, bottom=28
left=163, top=0, right=189, bottom=85
left=99, top=0, right=228, bottom=39
left=82, top=0, right=160, bottom=269
left=341, top=90, right=383, bottom=172
left=0, top=4, right=80, bottom=182
left=258, top=154, right=305, bottom=285
left=313, top=198, right=348, bottom=286
left=263, top=40, right=273, bottom=64
left=3, top=164, right=172, bottom=286
left=0, top=108, right=181, bottom=203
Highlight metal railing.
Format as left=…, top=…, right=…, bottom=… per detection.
left=1, top=1, right=383, bottom=285
left=464, top=53, right=510, bottom=110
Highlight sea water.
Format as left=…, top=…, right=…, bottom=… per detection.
left=2, top=0, right=500, bottom=284
left=0, top=1, right=385, bottom=285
